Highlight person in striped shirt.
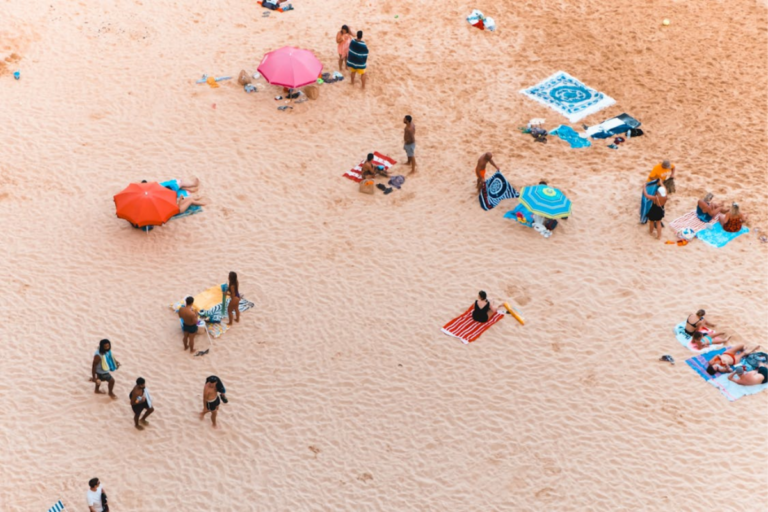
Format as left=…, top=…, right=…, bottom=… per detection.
left=347, top=31, right=369, bottom=89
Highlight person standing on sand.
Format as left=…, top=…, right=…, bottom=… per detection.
left=91, top=339, right=120, bottom=399
left=200, top=376, right=222, bottom=428
left=87, top=477, right=107, bottom=512
left=643, top=182, right=667, bottom=240
left=226, top=271, right=241, bottom=326
left=179, top=296, right=201, bottom=354
left=129, top=377, right=154, bottom=430
left=347, top=31, right=369, bottom=89
left=336, top=25, right=353, bottom=71
left=403, top=115, right=416, bottom=174
left=475, top=152, right=499, bottom=193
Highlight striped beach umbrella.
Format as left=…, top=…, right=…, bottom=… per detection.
left=518, top=185, right=572, bottom=219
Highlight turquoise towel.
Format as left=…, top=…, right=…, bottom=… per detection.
left=171, top=205, right=203, bottom=221
left=102, top=350, right=117, bottom=372
left=549, top=125, right=591, bottom=148
left=696, top=222, right=748, bottom=248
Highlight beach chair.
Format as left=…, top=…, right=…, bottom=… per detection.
left=48, top=500, right=65, bottom=512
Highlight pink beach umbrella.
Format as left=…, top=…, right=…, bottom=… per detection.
left=257, top=46, right=323, bottom=89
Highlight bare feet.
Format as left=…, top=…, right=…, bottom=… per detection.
left=199, top=412, right=205, bottom=420
left=140, top=419, right=150, bottom=426
left=135, top=424, right=144, bottom=430
left=109, top=393, right=117, bottom=399
left=95, top=389, right=105, bottom=395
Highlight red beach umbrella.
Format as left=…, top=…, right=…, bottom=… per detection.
left=114, top=182, right=179, bottom=228
left=257, top=46, right=323, bottom=89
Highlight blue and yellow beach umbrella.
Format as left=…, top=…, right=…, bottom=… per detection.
left=518, top=185, right=572, bottom=219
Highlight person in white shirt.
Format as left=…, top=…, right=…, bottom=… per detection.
left=87, top=477, right=106, bottom=512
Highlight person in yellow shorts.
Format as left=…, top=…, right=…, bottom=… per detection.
left=347, top=31, right=369, bottom=89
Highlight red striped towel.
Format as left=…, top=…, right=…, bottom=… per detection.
left=342, top=152, right=397, bottom=182
left=669, top=210, right=722, bottom=234
left=442, top=305, right=504, bottom=344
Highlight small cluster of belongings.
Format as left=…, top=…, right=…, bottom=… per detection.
left=467, top=10, right=496, bottom=31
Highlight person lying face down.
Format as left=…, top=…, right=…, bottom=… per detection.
left=728, top=365, right=768, bottom=386
left=706, top=344, right=761, bottom=375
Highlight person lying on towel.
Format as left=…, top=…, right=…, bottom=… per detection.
left=690, top=331, right=730, bottom=351
left=472, top=291, right=501, bottom=323
left=706, top=345, right=761, bottom=376
left=728, top=365, right=768, bottom=386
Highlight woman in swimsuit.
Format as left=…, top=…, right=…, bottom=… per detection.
left=226, top=271, right=241, bottom=325
left=728, top=365, right=768, bottom=386
left=691, top=331, right=730, bottom=351
left=684, top=309, right=712, bottom=335
left=336, top=25, right=352, bottom=71
left=696, top=193, right=728, bottom=223
left=706, top=345, right=761, bottom=376
left=719, top=202, right=748, bottom=233
left=642, top=183, right=667, bottom=240
left=472, top=291, right=499, bottom=323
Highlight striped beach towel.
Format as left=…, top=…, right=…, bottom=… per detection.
left=342, top=152, right=397, bottom=182
left=346, top=39, right=369, bottom=69
left=442, top=305, right=504, bottom=344
left=669, top=210, right=720, bottom=234
left=48, top=501, right=65, bottom=512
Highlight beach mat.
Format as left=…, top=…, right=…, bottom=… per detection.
left=442, top=305, right=503, bottom=344
left=520, top=71, right=616, bottom=123
left=479, top=171, right=518, bottom=211
left=342, top=152, right=397, bottom=182
left=696, top=222, right=749, bottom=248
left=674, top=322, right=718, bottom=353
left=669, top=210, right=719, bottom=235
left=640, top=180, right=659, bottom=224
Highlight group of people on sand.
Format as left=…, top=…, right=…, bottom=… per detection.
left=336, top=25, right=369, bottom=89
left=642, top=160, right=749, bottom=240
left=90, top=271, right=241, bottom=430
left=129, top=177, right=207, bottom=231
left=684, top=309, right=766, bottom=387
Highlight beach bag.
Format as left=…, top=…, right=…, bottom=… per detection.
left=359, top=179, right=375, bottom=194
left=544, top=219, right=558, bottom=231
left=305, top=85, right=319, bottom=100
left=677, top=227, right=695, bottom=241
left=237, top=70, right=251, bottom=86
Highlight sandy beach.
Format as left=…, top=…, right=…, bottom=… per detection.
left=1, top=0, right=767, bottom=510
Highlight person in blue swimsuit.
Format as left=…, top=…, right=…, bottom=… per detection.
left=696, top=192, right=728, bottom=222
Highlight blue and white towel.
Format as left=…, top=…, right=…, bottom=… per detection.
left=549, top=125, right=591, bottom=148
left=696, top=222, right=749, bottom=248
left=640, top=180, right=659, bottom=224
left=101, top=350, right=118, bottom=372
left=520, top=71, right=616, bottom=123
left=48, top=500, right=65, bottom=512
left=479, top=171, right=518, bottom=211
left=144, top=388, right=153, bottom=408
left=347, top=39, right=368, bottom=70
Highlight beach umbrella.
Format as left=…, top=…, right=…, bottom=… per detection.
left=518, top=185, right=572, bottom=219
left=114, top=182, right=179, bottom=228
left=257, top=46, right=322, bottom=89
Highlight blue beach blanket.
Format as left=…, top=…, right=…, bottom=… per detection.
left=687, top=348, right=768, bottom=401
left=479, top=171, right=519, bottom=211
left=171, top=205, right=203, bottom=221
left=520, top=71, right=616, bottom=123
left=640, top=180, right=659, bottom=224
left=696, top=222, right=748, bottom=248
left=686, top=348, right=727, bottom=381
left=549, top=125, right=591, bottom=148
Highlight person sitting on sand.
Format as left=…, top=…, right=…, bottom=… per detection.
left=696, top=193, right=728, bottom=223
left=361, top=153, right=388, bottom=179
left=472, top=291, right=500, bottom=323
left=226, top=271, right=241, bottom=326
left=684, top=309, right=716, bottom=336
left=178, top=296, right=201, bottom=354
left=476, top=152, right=500, bottom=193
left=691, top=331, right=730, bottom=350
left=159, top=178, right=207, bottom=214
left=91, top=339, right=120, bottom=399
left=200, top=376, right=222, bottom=429
left=706, top=345, right=761, bottom=376
left=129, top=377, right=154, bottom=430
left=728, top=365, right=768, bottom=386
left=643, top=183, right=667, bottom=240
left=719, top=202, right=748, bottom=233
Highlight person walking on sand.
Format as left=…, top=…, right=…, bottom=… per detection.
left=200, top=376, right=223, bottom=429
left=129, top=377, right=154, bottom=430
left=403, top=115, right=416, bottom=174
left=476, top=152, right=499, bottom=193
left=179, top=296, right=201, bottom=354
left=87, top=477, right=108, bottom=512
left=91, top=339, right=120, bottom=399
left=347, top=31, right=369, bottom=89
left=642, top=182, right=667, bottom=240
left=226, top=271, right=241, bottom=325
left=336, top=25, right=353, bottom=71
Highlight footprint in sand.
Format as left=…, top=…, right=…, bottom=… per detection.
left=357, top=472, right=373, bottom=483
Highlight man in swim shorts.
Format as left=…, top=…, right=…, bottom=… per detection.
left=178, top=296, right=201, bottom=354
left=476, top=152, right=499, bottom=193
left=347, top=31, right=369, bottom=89
left=200, top=376, right=222, bottom=428
left=403, top=115, right=416, bottom=174
left=129, top=377, right=154, bottom=430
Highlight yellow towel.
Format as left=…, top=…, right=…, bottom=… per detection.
left=192, top=285, right=225, bottom=311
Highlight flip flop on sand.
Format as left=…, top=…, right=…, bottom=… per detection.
left=376, top=184, right=387, bottom=191
left=277, top=106, right=293, bottom=111
left=659, top=355, right=675, bottom=365
left=195, top=349, right=210, bottom=357
left=384, top=187, right=393, bottom=195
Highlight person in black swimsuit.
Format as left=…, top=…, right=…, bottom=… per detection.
left=684, top=309, right=728, bottom=340
left=200, top=376, right=222, bottom=429
left=472, top=291, right=499, bottom=323
left=643, top=183, right=667, bottom=240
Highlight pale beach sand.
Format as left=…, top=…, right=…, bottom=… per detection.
left=0, top=0, right=766, bottom=510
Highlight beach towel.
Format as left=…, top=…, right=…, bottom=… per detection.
left=640, top=180, right=659, bottom=224
left=520, top=71, right=616, bottom=123
left=669, top=210, right=721, bottom=235
left=585, top=113, right=641, bottom=139
left=343, top=152, right=397, bottom=182
left=479, top=171, right=519, bottom=211
left=674, top=322, right=719, bottom=353
left=504, top=203, right=534, bottom=227
left=347, top=39, right=369, bottom=70
left=549, top=125, right=591, bottom=148
left=707, top=374, right=768, bottom=402
left=100, top=350, right=118, bottom=372
left=48, top=501, right=65, bottom=512
left=170, top=204, right=203, bottom=221
left=696, top=222, right=749, bottom=248
left=442, top=305, right=504, bottom=344
left=686, top=348, right=727, bottom=381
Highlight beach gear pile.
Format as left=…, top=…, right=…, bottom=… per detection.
left=466, top=10, right=496, bottom=31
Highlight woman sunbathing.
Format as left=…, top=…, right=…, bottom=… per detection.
left=691, top=331, right=730, bottom=350
left=706, top=345, right=761, bottom=376
left=719, top=202, right=748, bottom=233
left=727, top=366, right=768, bottom=386
left=472, top=291, right=500, bottom=323
left=684, top=309, right=715, bottom=336
left=696, top=193, right=728, bottom=222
